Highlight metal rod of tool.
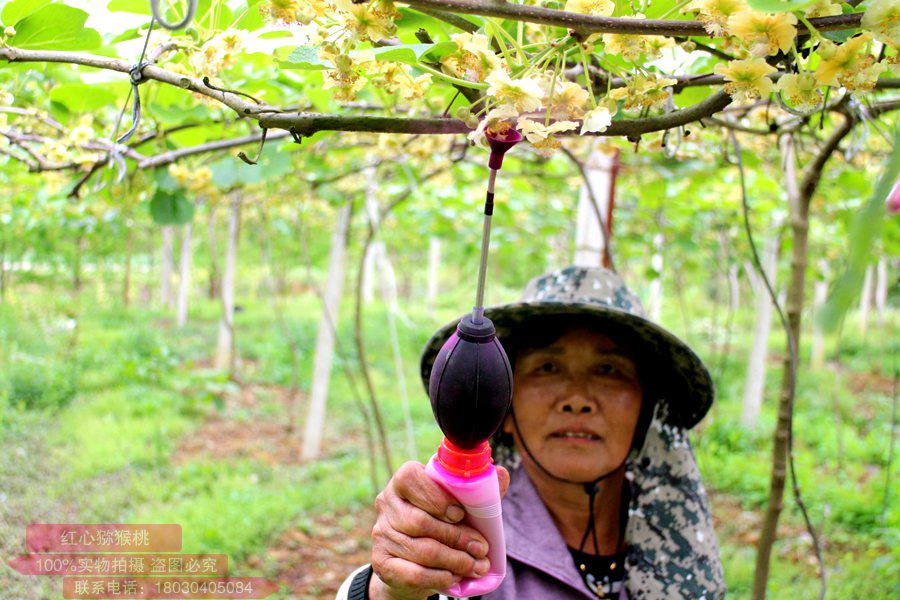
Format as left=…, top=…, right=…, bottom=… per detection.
left=472, top=168, right=499, bottom=324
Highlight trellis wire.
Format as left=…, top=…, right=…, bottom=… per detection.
left=150, top=0, right=197, bottom=30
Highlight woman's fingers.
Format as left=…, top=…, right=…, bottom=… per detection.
left=497, top=465, right=510, bottom=498
left=370, top=461, right=496, bottom=597
left=391, top=462, right=465, bottom=523
left=373, top=524, right=490, bottom=580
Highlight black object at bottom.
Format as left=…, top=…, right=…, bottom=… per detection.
left=347, top=565, right=373, bottom=600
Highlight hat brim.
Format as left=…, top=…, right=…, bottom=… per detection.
left=420, top=301, right=714, bottom=429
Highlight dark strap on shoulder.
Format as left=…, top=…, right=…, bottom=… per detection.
left=347, top=565, right=373, bottom=600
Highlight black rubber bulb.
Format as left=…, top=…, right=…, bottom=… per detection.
left=429, top=314, right=513, bottom=449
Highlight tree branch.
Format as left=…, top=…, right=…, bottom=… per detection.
left=0, top=106, right=65, bottom=131
left=595, top=91, right=732, bottom=139
left=400, top=0, right=863, bottom=37
left=137, top=129, right=291, bottom=169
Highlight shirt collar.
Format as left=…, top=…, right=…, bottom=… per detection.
left=502, top=466, right=595, bottom=598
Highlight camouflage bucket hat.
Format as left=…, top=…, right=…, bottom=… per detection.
left=420, top=266, right=714, bottom=429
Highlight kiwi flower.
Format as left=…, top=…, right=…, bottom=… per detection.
left=609, top=73, right=677, bottom=111
left=815, top=34, right=883, bottom=90
left=336, top=0, right=399, bottom=43
left=580, top=105, right=614, bottom=135
left=861, top=0, right=900, bottom=45
left=564, top=0, right=614, bottom=16
left=714, top=58, right=777, bottom=102
left=727, top=9, right=797, bottom=56
left=776, top=73, right=822, bottom=115
left=517, top=118, right=579, bottom=155
left=549, top=80, right=591, bottom=120
left=486, top=71, right=545, bottom=113
left=805, top=0, right=842, bottom=18
left=683, top=0, right=748, bottom=37
left=441, top=33, right=504, bottom=83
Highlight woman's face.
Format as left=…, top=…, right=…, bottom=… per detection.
left=504, top=327, right=643, bottom=483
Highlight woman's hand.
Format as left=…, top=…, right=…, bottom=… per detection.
left=369, top=461, right=510, bottom=600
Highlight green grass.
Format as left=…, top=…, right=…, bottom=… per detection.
left=1, top=271, right=898, bottom=599
left=129, top=457, right=371, bottom=561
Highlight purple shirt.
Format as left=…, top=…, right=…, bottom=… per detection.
left=480, top=467, right=627, bottom=600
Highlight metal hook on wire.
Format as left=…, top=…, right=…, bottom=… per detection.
left=107, top=19, right=156, bottom=185
left=150, top=0, right=197, bottom=30
left=775, top=89, right=823, bottom=118
left=661, top=85, right=682, bottom=158
left=662, top=127, right=682, bottom=159
left=844, top=95, right=868, bottom=161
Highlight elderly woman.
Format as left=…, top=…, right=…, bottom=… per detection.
left=338, top=266, right=725, bottom=600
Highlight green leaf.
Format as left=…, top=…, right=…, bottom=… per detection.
left=150, top=190, right=194, bottom=225
left=232, top=0, right=266, bottom=31
left=822, top=29, right=854, bottom=43
left=49, top=84, right=118, bottom=113
left=110, top=26, right=142, bottom=44
left=818, top=128, right=900, bottom=332
left=367, top=41, right=457, bottom=64
left=1, top=0, right=50, bottom=27
left=106, top=0, right=150, bottom=14
left=10, top=5, right=101, bottom=51
left=280, top=46, right=334, bottom=70
left=153, top=169, right=180, bottom=193
left=747, top=0, right=815, bottom=11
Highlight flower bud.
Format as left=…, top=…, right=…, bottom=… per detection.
left=4, top=26, right=15, bottom=37
left=887, top=180, right=900, bottom=215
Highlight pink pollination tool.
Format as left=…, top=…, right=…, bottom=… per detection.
left=425, top=127, right=522, bottom=597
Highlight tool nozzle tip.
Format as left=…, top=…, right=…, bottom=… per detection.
left=486, top=128, right=522, bottom=170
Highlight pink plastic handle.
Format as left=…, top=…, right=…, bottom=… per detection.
left=424, top=455, right=506, bottom=596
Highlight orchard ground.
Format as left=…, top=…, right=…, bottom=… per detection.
left=0, top=270, right=897, bottom=599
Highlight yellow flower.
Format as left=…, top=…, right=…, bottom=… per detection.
left=517, top=118, right=578, bottom=155
left=776, top=73, right=822, bottom=114
left=727, top=9, right=797, bottom=56
left=603, top=33, right=646, bottom=62
left=219, top=29, right=247, bottom=54
left=0, top=90, right=14, bottom=106
left=550, top=80, right=591, bottom=120
left=399, top=73, right=432, bottom=100
left=487, top=71, right=545, bottom=113
left=609, top=73, right=677, bottom=111
left=714, top=57, right=777, bottom=102
left=441, top=33, right=504, bottom=83
left=370, top=60, right=431, bottom=100
left=815, top=34, right=875, bottom=87
left=262, top=0, right=300, bottom=22
left=840, top=61, right=887, bottom=91
left=169, top=163, right=191, bottom=186
left=338, top=0, right=398, bottom=43
left=41, top=141, right=70, bottom=164
left=467, top=105, right=519, bottom=146
left=601, top=14, right=673, bottom=62
left=564, top=0, right=614, bottom=17
left=806, top=0, right=842, bottom=18
left=192, top=29, right=247, bottom=74
left=861, top=0, right=900, bottom=45
left=580, top=105, right=613, bottom=134
left=68, top=124, right=94, bottom=146
left=644, top=35, right=676, bottom=60
left=322, top=51, right=375, bottom=102
left=683, top=0, right=747, bottom=37
left=74, top=153, right=101, bottom=171
left=185, top=167, right=214, bottom=195
left=323, top=70, right=364, bottom=101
